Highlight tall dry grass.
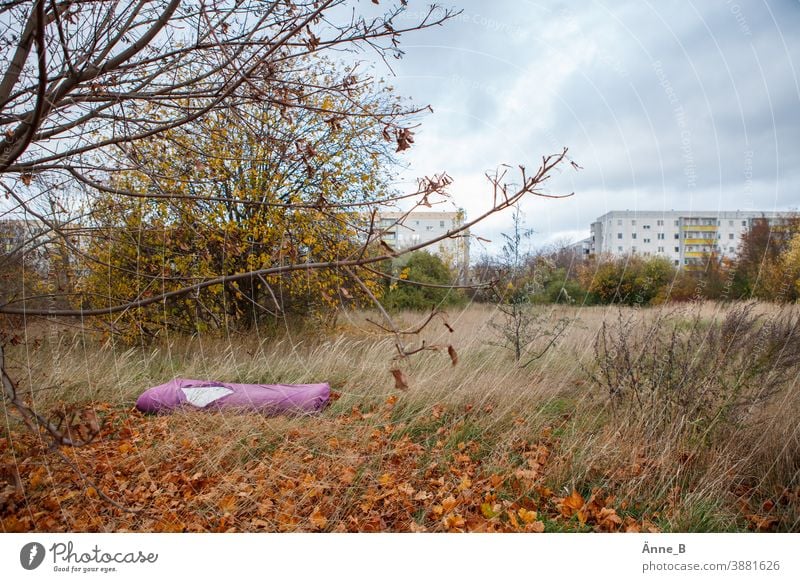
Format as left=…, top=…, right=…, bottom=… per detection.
left=3, top=301, right=799, bottom=531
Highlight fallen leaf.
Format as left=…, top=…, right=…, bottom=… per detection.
left=442, top=513, right=465, bottom=530
left=441, top=495, right=458, bottom=513
left=481, top=502, right=500, bottom=519
left=518, top=508, right=538, bottom=524
left=560, top=490, right=585, bottom=517
left=339, top=467, right=357, bottom=485
left=310, top=506, right=328, bottom=530
left=527, top=520, right=545, bottom=533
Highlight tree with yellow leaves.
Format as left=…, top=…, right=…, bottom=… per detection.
left=77, top=66, right=397, bottom=338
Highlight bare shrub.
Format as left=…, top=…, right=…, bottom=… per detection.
left=590, top=303, right=800, bottom=442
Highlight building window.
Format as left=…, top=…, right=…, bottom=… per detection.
left=632, top=233, right=637, bottom=239
left=729, top=247, right=735, bottom=253
left=729, top=220, right=734, bottom=226
left=617, top=219, right=623, bottom=226
left=644, top=238, right=650, bottom=243
left=426, top=226, right=434, bottom=231
left=658, top=233, right=665, bottom=239
left=643, top=224, right=650, bottom=230
left=742, top=220, right=747, bottom=226
left=674, top=233, right=679, bottom=239
left=729, top=233, right=734, bottom=239
left=617, top=233, right=623, bottom=239
left=674, top=246, right=679, bottom=252
left=675, top=220, right=679, bottom=226
left=657, top=219, right=664, bottom=226
left=632, top=246, right=637, bottom=253
left=618, top=246, right=623, bottom=252
left=631, top=219, right=637, bottom=226
left=674, top=260, right=679, bottom=265
left=658, top=246, right=664, bottom=252
left=440, top=220, right=445, bottom=228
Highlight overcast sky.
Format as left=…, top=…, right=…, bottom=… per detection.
left=362, top=0, right=800, bottom=254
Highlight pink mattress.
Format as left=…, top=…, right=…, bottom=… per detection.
left=135, top=378, right=330, bottom=415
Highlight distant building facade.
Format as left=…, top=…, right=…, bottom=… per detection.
left=377, top=210, right=469, bottom=281
left=585, top=210, right=798, bottom=268
left=0, top=219, right=41, bottom=254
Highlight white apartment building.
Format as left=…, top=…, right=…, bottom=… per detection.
left=377, top=210, right=470, bottom=280
left=581, top=210, right=797, bottom=268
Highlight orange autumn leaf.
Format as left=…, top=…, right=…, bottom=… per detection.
left=442, top=514, right=465, bottom=530
left=441, top=495, right=458, bottom=513
left=309, top=506, right=328, bottom=530
left=560, top=490, right=585, bottom=517
left=218, top=495, right=237, bottom=513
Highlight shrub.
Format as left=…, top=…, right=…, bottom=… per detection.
left=589, top=304, right=800, bottom=443
left=382, top=251, right=466, bottom=311
left=580, top=255, right=676, bottom=306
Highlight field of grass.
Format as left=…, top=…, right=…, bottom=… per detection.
left=1, top=302, right=798, bottom=532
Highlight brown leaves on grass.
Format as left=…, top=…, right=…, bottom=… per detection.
left=3, top=401, right=768, bottom=533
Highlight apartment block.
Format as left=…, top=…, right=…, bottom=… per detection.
left=581, top=210, right=797, bottom=268
left=377, top=210, right=470, bottom=281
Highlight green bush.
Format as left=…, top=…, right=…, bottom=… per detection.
left=582, top=255, right=676, bottom=306
left=382, top=251, right=466, bottom=311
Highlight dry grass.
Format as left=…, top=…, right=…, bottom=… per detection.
left=1, top=301, right=799, bottom=532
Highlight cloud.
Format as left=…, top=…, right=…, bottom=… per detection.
left=381, top=0, right=800, bottom=252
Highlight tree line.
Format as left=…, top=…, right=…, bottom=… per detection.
left=471, top=215, right=800, bottom=307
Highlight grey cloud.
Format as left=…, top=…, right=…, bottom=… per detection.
left=379, top=1, right=800, bottom=248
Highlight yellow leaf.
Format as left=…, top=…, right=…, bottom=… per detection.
left=480, top=502, right=499, bottom=519
left=517, top=508, right=538, bottom=524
